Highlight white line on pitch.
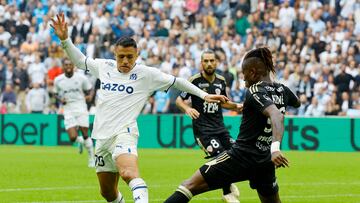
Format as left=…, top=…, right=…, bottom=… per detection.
left=2, top=181, right=360, bottom=192
left=16, top=194, right=360, bottom=203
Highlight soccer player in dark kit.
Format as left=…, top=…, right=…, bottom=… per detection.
left=164, top=47, right=300, bottom=203
left=176, top=50, right=243, bottom=202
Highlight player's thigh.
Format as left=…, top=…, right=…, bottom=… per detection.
left=217, top=131, right=234, bottom=150
left=257, top=191, right=281, bottom=203
left=95, top=137, right=118, bottom=173
left=97, top=172, right=120, bottom=194
left=196, top=135, right=226, bottom=157
left=75, top=113, right=89, bottom=128
left=249, top=162, right=279, bottom=197
left=66, top=127, right=78, bottom=140
left=64, top=114, right=78, bottom=130
left=199, top=151, right=248, bottom=190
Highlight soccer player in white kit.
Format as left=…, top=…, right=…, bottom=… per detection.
left=54, top=58, right=95, bottom=167
left=51, top=13, right=228, bottom=203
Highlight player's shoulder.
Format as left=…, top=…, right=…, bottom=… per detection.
left=95, top=58, right=117, bottom=68
left=54, top=74, right=66, bottom=83
left=248, top=81, right=266, bottom=94
left=188, top=73, right=202, bottom=82
left=215, top=73, right=226, bottom=82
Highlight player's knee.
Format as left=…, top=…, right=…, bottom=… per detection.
left=119, top=168, right=138, bottom=183
left=69, top=136, right=77, bottom=142
left=181, top=179, right=197, bottom=194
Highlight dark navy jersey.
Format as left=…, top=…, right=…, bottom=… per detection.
left=230, top=81, right=299, bottom=164
left=180, top=73, right=228, bottom=136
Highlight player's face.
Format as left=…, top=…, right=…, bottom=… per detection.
left=114, top=45, right=138, bottom=73
left=201, top=53, right=217, bottom=75
left=243, top=67, right=256, bottom=88
left=63, top=60, right=74, bottom=74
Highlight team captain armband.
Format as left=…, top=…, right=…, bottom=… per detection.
left=270, top=141, right=280, bottom=154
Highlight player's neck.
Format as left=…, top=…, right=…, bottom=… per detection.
left=259, top=75, right=272, bottom=84
left=65, top=73, right=74, bottom=78
left=202, top=72, right=215, bottom=83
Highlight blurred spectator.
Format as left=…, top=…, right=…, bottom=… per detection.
left=153, top=91, right=170, bottom=114
left=1, top=84, right=16, bottom=113
left=297, top=94, right=309, bottom=116
left=27, top=54, right=46, bottom=85
left=13, top=60, right=29, bottom=113
left=26, top=82, right=49, bottom=114
left=305, top=97, right=324, bottom=116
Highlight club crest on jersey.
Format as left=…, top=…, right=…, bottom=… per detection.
left=277, top=86, right=284, bottom=92
left=215, top=88, right=221, bottom=95
left=101, top=82, right=134, bottom=94
left=130, top=73, right=137, bottom=80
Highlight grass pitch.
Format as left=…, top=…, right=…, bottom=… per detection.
left=0, top=145, right=359, bottom=203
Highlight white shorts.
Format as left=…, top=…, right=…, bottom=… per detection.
left=94, top=126, right=139, bottom=173
left=64, top=113, right=89, bottom=130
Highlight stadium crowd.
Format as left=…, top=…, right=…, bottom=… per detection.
left=0, top=0, right=359, bottom=116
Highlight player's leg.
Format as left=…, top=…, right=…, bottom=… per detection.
left=196, top=135, right=238, bottom=202
left=97, top=172, right=125, bottom=203
left=95, top=138, right=125, bottom=203
left=164, top=170, right=209, bottom=203
left=257, top=192, right=281, bottom=203
left=165, top=151, right=245, bottom=203
left=250, top=162, right=280, bottom=203
left=113, top=128, right=148, bottom=203
left=64, top=115, right=84, bottom=153
left=78, top=114, right=95, bottom=167
left=218, top=132, right=241, bottom=200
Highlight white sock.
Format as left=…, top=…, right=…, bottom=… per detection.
left=108, top=192, right=125, bottom=203
left=75, top=136, right=84, bottom=144
left=84, top=137, right=94, bottom=157
left=129, top=178, right=148, bottom=203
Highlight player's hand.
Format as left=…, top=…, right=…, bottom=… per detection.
left=271, top=151, right=289, bottom=168
left=204, top=94, right=229, bottom=103
left=50, top=13, right=68, bottom=40
left=60, top=98, right=67, bottom=105
left=185, top=107, right=200, bottom=119
left=235, top=103, right=243, bottom=113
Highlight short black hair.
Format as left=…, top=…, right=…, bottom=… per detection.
left=115, top=36, right=137, bottom=48
left=201, top=49, right=216, bottom=60
left=243, top=47, right=275, bottom=74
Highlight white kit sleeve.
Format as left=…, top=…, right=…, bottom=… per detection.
left=61, top=38, right=99, bottom=78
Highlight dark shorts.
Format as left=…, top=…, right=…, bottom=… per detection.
left=199, top=151, right=279, bottom=196
left=195, top=132, right=234, bottom=158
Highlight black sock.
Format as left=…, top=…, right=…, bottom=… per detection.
left=223, top=185, right=231, bottom=195
left=164, top=191, right=190, bottom=203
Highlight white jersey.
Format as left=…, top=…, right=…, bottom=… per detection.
left=88, top=60, right=174, bottom=139
left=54, top=72, right=92, bottom=115
left=61, top=38, right=207, bottom=140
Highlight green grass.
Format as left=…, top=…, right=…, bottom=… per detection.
left=0, top=146, right=359, bottom=203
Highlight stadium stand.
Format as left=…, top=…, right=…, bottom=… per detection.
left=0, top=0, right=359, bottom=116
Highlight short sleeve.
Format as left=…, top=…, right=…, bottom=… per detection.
left=284, top=85, right=300, bottom=108
left=246, top=84, right=274, bottom=113
left=82, top=75, right=92, bottom=91
left=147, top=67, right=176, bottom=93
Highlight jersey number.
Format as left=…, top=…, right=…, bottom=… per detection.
left=264, top=107, right=286, bottom=133
left=203, top=102, right=219, bottom=113
left=95, top=155, right=105, bottom=167
left=210, top=139, right=220, bottom=148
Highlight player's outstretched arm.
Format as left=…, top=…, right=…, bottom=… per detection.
left=176, top=96, right=200, bottom=119
left=222, top=101, right=243, bottom=112
left=50, top=13, right=99, bottom=77
left=173, top=77, right=229, bottom=103
left=263, top=104, right=289, bottom=168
